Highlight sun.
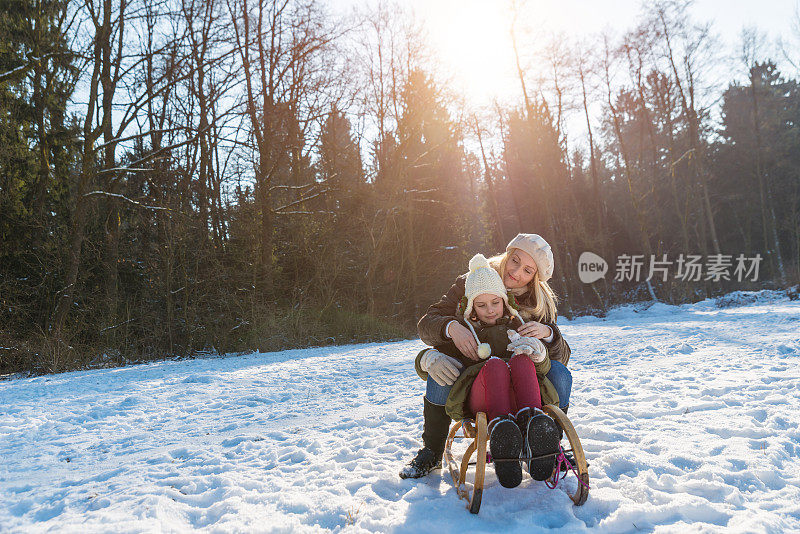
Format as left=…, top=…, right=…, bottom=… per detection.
left=420, top=0, right=521, bottom=107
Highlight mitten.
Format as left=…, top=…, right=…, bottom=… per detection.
left=420, top=349, right=463, bottom=386
left=507, top=330, right=547, bottom=363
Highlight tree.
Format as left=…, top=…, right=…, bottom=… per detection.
left=0, top=0, right=79, bottom=341
left=373, top=70, right=469, bottom=318
left=717, top=60, right=799, bottom=281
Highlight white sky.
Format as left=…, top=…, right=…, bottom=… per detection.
left=329, top=0, right=800, bottom=151
left=333, top=0, right=798, bottom=102
left=423, top=0, right=797, bottom=105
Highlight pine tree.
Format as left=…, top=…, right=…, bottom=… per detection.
left=384, top=70, right=470, bottom=318
left=717, top=61, right=799, bottom=281
left=0, top=0, right=78, bottom=344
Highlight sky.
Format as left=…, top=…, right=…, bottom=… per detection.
left=333, top=0, right=800, bottom=114
left=67, top=0, right=799, bottom=175
left=324, top=0, right=800, bottom=153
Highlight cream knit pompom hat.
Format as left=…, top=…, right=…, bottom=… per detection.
left=506, top=233, right=554, bottom=282
left=463, top=253, right=509, bottom=319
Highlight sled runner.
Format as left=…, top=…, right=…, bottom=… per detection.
left=443, top=405, right=589, bottom=514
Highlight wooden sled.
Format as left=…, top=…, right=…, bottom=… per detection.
left=443, top=405, right=589, bottom=514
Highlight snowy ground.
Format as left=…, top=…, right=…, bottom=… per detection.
left=1, top=291, right=799, bottom=533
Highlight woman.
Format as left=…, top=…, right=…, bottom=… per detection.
left=399, top=233, right=572, bottom=480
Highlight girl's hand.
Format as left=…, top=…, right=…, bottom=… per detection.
left=507, top=335, right=547, bottom=363
left=448, top=322, right=480, bottom=361
left=517, top=321, right=553, bottom=340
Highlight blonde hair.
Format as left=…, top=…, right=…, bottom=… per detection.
left=489, top=250, right=558, bottom=324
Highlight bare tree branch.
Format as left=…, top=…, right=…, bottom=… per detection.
left=83, top=190, right=170, bottom=211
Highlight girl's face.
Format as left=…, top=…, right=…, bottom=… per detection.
left=503, top=249, right=537, bottom=289
left=472, top=293, right=504, bottom=325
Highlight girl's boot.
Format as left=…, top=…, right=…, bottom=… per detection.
left=488, top=417, right=523, bottom=488
left=518, top=407, right=561, bottom=481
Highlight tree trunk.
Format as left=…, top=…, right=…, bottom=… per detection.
left=579, top=63, right=602, bottom=236
left=749, top=72, right=786, bottom=282
left=474, top=119, right=505, bottom=246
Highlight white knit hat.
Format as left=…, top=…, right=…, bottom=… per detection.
left=464, top=254, right=509, bottom=319
left=506, top=233, right=554, bottom=282
left=463, top=253, right=523, bottom=359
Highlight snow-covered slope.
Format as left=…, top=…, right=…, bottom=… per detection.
left=1, top=292, right=799, bottom=533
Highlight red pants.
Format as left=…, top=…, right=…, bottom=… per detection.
left=468, top=356, right=543, bottom=421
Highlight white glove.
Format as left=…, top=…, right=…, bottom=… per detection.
left=421, top=349, right=463, bottom=386
left=507, top=330, right=547, bottom=363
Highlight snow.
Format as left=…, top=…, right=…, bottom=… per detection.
left=1, top=291, right=799, bottom=533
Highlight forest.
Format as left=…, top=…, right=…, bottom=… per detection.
left=1, top=0, right=798, bottom=374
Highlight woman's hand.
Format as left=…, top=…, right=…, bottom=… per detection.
left=517, top=321, right=553, bottom=340
left=448, top=322, right=480, bottom=361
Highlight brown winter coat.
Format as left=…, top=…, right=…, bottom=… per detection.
left=417, top=273, right=571, bottom=365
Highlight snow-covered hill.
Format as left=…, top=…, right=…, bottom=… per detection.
left=2, top=292, right=799, bottom=533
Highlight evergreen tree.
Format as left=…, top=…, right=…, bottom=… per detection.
left=383, top=70, right=470, bottom=317
left=0, top=0, right=78, bottom=342
left=716, top=61, right=799, bottom=280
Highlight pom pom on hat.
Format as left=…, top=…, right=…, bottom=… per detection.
left=477, top=343, right=491, bottom=359
left=469, top=253, right=491, bottom=273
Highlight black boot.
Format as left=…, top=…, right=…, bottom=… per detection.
left=399, top=398, right=451, bottom=479
left=521, top=408, right=561, bottom=481
left=421, top=398, right=451, bottom=457
left=399, top=447, right=440, bottom=479
left=489, top=417, right=523, bottom=488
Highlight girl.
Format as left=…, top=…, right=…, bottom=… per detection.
left=402, top=253, right=562, bottom=488
left=400, top=234, right=572, bottom=482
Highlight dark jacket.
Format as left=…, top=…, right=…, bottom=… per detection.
left=415, top=314, right=560, bottom=421
left=434, top=315, right=522, bottom=370
left=417, top=273, right=571, bottom=365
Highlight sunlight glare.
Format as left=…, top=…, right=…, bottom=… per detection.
left=423, top=1, right=520, bottom=107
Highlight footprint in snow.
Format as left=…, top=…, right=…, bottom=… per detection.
left=669, top=456, right=703, bottom=471
left=169, top=447, right=193, bottom=460
left=181, top=374, right=214, bottom=384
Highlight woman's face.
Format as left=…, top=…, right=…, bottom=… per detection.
left=472, top=293, right=504, bottom=325
left=503, top=249, right=537, bottom=289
